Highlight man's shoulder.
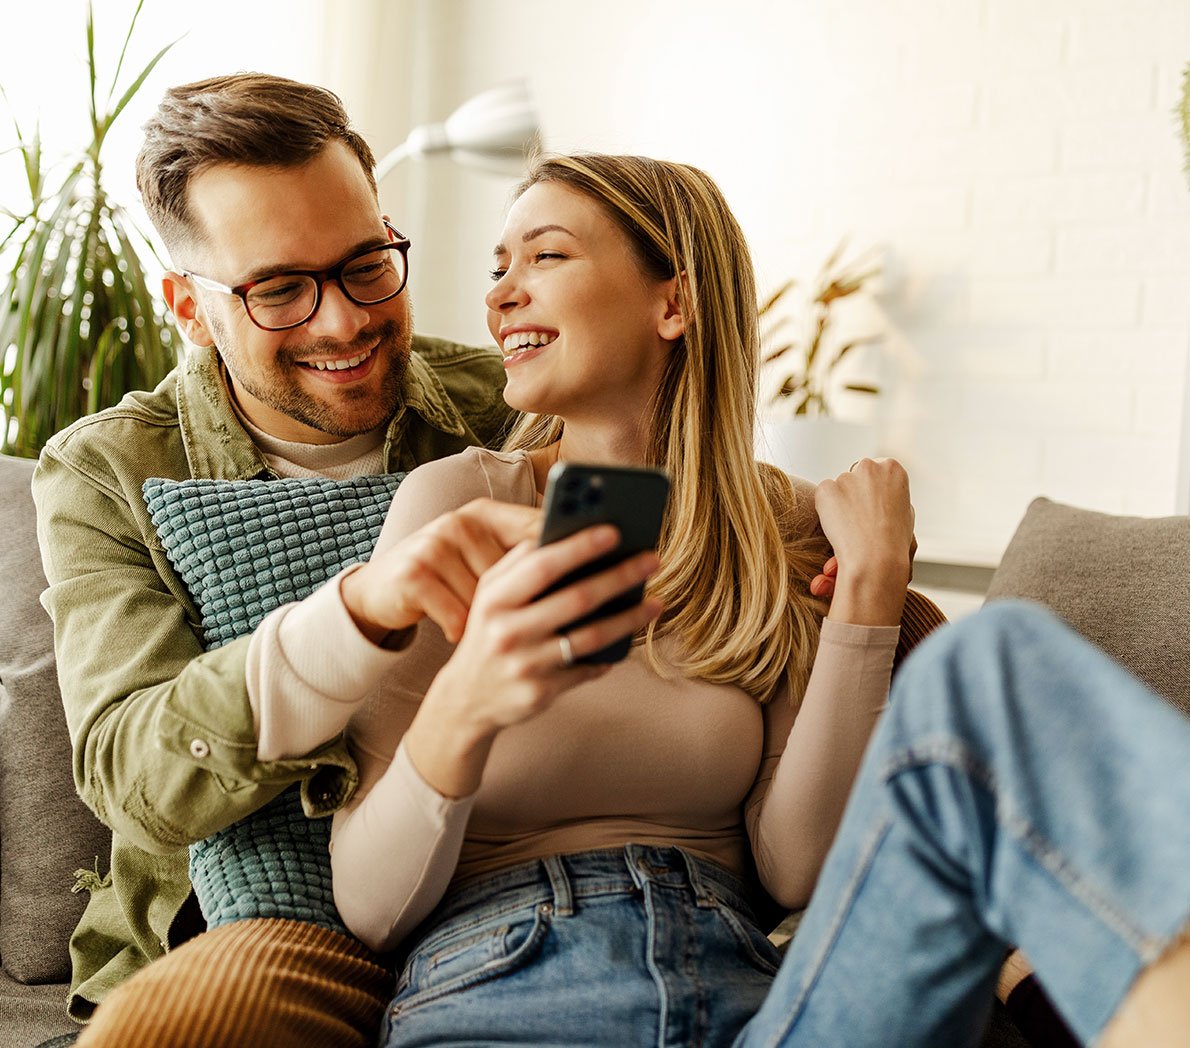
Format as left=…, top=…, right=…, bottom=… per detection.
left=410, top=333, right=509, bottom=446
left=37, top=369, right=186, bottom=492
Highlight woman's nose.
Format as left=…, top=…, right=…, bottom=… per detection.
left=484, top=273, right=528, bottom=313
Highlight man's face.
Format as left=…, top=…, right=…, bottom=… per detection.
left=170, top=141, right=413, bottom=444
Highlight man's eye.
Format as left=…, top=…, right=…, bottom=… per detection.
left=250, top=281, right=304, bottom=304
left=344, top=259, right=390, bottom=283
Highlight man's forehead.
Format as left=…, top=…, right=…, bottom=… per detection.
left=185, top=143, right=383, bottom=276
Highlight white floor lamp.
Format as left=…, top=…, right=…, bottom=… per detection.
left=375, top=81, right=540, bottom=179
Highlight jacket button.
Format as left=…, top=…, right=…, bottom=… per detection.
left=189, top=738, right=210, bottom=759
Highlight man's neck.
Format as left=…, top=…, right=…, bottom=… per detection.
left=230, top=397, right=386, bottom=480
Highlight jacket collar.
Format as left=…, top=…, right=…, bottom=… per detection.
left=176, top=344, right=469, bottom=479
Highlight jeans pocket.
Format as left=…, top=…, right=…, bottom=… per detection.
left=390, top=902, right=553, bottom=1016
left=708, top=898, right=783, bottom=978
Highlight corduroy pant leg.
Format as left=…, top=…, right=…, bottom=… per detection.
left=76, top=918, right=393, bottom=1048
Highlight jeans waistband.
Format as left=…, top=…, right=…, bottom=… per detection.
left=429, top=845, right=758, bottom=928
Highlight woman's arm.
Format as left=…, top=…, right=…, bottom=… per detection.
left=746, top=458, right=915, bottom=907
left=246, top=451, right=539, bottom=761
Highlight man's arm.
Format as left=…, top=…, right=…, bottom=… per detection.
left=34, top=444, right=354, bottom=856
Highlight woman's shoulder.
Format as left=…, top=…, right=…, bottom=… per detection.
left=400, top=447, right=537, bottom=509
left=376, top=447, right=537, bottom=546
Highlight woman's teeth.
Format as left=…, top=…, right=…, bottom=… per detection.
left=502, top=331, right=557, bottom=355
left=308, top=347, right=373, bottom=371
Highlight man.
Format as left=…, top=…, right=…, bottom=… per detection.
left=32, top=73, right=530, bottom=1046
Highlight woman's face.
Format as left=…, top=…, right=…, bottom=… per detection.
left=485, top=181, right=682, bottom=425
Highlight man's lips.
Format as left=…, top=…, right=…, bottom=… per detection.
left=295, top=343, right=378, bottom=383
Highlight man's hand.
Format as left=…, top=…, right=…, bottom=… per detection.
left=340, top=498, right=541, bottom=645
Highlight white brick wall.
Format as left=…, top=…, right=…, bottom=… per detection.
left=364, top=0, right=1190, bottom=563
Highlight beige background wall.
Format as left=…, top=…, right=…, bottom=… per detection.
left=353, top=0, right=1190, bottom=565
left=5, top=0, right=1190, bottom=565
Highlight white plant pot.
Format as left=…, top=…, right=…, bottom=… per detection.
left=756, top=417, right=878, bottom=482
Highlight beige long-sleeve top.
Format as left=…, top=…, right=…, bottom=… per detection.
left=247, top=448, right=899, bottom=953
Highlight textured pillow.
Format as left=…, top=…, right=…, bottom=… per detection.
left=0, top=454, right=112, bottom=984
left=143, top=475, right=405, bottom=651
left=985, top=497, right=1190, bottom=715
left=143, top=473, right=404, bottom=933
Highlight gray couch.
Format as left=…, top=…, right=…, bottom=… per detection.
left=0, top=454, right=111, bottom=1047
left=2, top=447, right=1186, bottom=1047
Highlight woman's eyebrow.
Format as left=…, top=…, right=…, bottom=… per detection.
left=492, top=224, right=577, bottom=257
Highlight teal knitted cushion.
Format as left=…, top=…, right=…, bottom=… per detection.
left=143, top=473, right=405, bottom=934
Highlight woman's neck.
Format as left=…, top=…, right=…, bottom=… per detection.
left=525, top=416, right=651, bottom=495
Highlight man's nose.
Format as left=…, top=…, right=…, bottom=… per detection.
left=305, top=280, right=371, bottom=340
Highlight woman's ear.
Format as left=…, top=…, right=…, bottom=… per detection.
left=656, top=272, right=688, bottom=342
left=162, top=272, right=215, bottom=348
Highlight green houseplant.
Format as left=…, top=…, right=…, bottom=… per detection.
left=1179, top=62, right=1190, bottom=189
left=758, top=241, right=882, bottom=417
left=756, top=242, right=885, bottom=481
left=0, top=1, right=179, bottom=458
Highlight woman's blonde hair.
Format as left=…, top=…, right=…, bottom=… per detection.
left=504, top=153, right=828, bottom=702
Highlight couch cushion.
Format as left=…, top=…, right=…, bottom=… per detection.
left=142, top=474, right=404, bottom=935
left=985, top=496, right=1190, bottom=715
left=0, top=454, right=112, bottom=984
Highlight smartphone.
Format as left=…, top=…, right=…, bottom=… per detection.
left=538, top=462, right=671, bottom=664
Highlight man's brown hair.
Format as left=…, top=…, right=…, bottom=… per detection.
left=136, top=72, right=377, bottom=254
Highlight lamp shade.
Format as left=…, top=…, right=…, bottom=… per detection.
left=376, top=80, right=539, bottom=179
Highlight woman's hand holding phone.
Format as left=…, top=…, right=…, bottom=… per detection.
left=403, top=516, right=663, bottom=800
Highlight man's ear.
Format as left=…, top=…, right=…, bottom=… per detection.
left=656, top=272, right=688, bottom=342
left=162, top=272, right=215, bottom=347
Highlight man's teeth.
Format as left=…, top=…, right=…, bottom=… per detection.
left=502, top=331, right=557, bottom=354
left=309, top=347, right=372, bottom=371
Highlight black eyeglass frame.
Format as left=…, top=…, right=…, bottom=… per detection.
left=180, top=221, right=412, bottom=332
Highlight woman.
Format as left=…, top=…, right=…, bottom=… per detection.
left=267, top=154, right=1189, bottom=1047
left=328, top=151, right=916, bottom=1046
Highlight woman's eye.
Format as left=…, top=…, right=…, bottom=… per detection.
left=535, top=252, right=564, bottom=262
left=488, top=268, right=507, bottom=282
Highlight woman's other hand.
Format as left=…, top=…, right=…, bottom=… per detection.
left=813, top=458, right=915, bottom=627
left=403, top=524, right=663, bottom=798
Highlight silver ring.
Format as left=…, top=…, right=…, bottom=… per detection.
left=558, top=634, right=575, bottom=667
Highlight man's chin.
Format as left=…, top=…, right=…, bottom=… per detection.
left=294, top=347, right=408, bottom=437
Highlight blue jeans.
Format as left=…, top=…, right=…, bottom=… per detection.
left=378, top=602, right=1190, bottom=1047
left=378, top=844, right=781, bottom=1047
left=739, top=600, right=1190, bottom=1047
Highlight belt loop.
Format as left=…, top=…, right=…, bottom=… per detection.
left=679, top=849, right=715, bottom=908
left=543, top=855, right=574, bottom=917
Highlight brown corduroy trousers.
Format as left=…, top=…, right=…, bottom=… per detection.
left=76, top=918, right=393, bottom=1048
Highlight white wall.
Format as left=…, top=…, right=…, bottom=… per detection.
left=5, top=1, right=1188, bottom=564
left=0, top=0, right=331, bottom=246
left=378, top=0, right=1190, bottom=564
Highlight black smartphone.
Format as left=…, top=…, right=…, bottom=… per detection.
left=538, top=462, right=671, bottom=664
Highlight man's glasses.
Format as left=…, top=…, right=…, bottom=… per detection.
left=181, top=221, right=411, bottom=332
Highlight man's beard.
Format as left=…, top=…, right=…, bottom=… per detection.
left=215, top=317, right=412, bottom=438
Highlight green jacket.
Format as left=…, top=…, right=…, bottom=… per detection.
left=33, top=337, right=509, bottom=1021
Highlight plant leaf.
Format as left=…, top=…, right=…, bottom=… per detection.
left=86, top=1, right=100, bottom=143
left=107, top=36, right=182, bottom=131
left=106, top=0, right=147, bottom=109
left=758, top=278, right=796, bottom=316
left=760, top=342, right=797, bottom=366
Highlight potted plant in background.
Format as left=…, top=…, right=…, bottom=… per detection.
left=756, top=241, right=884, bottom=481
left=0, top=0, right=179, bottom=458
